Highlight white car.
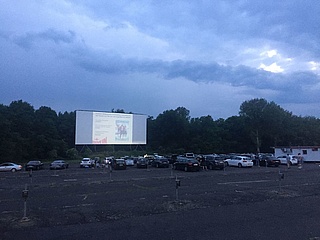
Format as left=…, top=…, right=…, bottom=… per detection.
left=80, top=158, right=94, bottom=168
left=276, top=155, right=298, bottom=165
left=0, top=162, right=23, bottom=172
left=224, top=156, right=253, bottom=168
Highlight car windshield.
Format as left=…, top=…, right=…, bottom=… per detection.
left=28, top=161, right=39, bottom=164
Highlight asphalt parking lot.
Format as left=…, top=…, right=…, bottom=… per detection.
left=1, top=162, right=320, bottom=240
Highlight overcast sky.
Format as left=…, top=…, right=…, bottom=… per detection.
left=1, top=0, right=320, bottom=119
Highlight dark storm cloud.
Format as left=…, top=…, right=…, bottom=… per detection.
left=13, top=29, right=76, bottom=49
left=237, top=0, right=320, bottom=56
left=70, top=48, right=320, bottom=91
left=3, top=23, right=319, bottom=110
left=1, top=0, right=320, bottom=118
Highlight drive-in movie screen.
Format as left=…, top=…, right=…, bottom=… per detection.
left=75, top=110, right=147, bottom=145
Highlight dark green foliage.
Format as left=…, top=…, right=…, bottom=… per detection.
left=149, top=99, right=320, bottom=154
left=0, top=100, right=74, bottom=162
left=0, top=99, right=319, bottom=163
left=149, top=107, right=190, bottom=152
left=239, top=98, right=294, bottom=153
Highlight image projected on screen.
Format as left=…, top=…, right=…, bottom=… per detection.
left=92, top=112, right=132, bottom=144
left=75, top=110, right=147, bottom=145
left=115, top=120, right=130, bottom=141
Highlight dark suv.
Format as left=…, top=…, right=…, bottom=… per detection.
left=203, top=155, right=225, bottom=170
left=136, top=158, right=148, bottom=168
left=112, top=159, right=126, bottom=170
left=151, top=157, right=170, bottom=168
left=259, top=156, right=280, bottom=167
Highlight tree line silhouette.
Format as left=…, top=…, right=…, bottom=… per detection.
left=1, top=99, right=319, bottom=162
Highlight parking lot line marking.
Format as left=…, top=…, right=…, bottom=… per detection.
left=217, top=180, right=271, bottom=185
left=80, top=203, right=94, bottom=207
left=64, top=179, right=77, bottom=182
left=62, top=203, right=94, bottom=209
left=63, top=205, right=76, bottom=209
left=2, top=210, right=18, bottom=214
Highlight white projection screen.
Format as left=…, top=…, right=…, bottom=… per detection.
left=75, top=110, right=147, bottom=145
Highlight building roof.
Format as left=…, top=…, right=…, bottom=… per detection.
left=273, top=146, right=320, bottom=149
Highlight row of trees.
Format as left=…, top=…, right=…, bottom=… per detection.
left=0, top=100, right=75, bottom=161
left=1, top=99, right=320, bottom=162
left=148, top=99, right=320, bottom=154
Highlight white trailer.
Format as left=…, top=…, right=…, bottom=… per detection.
left=273, top=146, right=320, bottom=162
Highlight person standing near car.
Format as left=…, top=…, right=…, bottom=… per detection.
left=202, top=157, right=208, bottom=171
left=199, top=156, right=207, bottom=171
left=286, top=154, right=291, bottom=169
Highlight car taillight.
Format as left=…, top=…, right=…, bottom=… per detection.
left=188, top=163, right=192, bottom=165
left=243, top=160, right=247, bottom=162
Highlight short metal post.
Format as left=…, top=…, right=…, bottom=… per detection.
left=29, top=169, right=33, bottom=184
left=170, top=164, right=173, bottom=178
left=23, top=200, right=27, bottom=218
left=109, top=165, right=113, bottom=182
left=278, top=170, right=284, bottom=192
left=175, top=175, right=180, bottom=202
left=21, top=184, right=29, bottom=222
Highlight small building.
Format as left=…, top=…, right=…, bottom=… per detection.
left=273, top=146, right=320, bottom=162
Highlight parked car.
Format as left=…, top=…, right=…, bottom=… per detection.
left=259, top=156, right=280, bottom=167
left=112, top=159, right=126, bottom=170
left=185, top=153, right=195, bottom=158
left=25, top=160, right=44, bottom=171
left=203, top=155, right=225, bottom=170
left=136, top=158, right=148, bottom=168
left=224, top=156, right=253, bottom=168
left=0, top=162, right=23, bottom=172
left=151, top=157, right=170, bottom=168
left=144, top=155, right=155, bottom=165
left=80, top=158, right=94, bottom=168
left=239, top=154, right=257, bottom=165
left=50, top=160, right=69, bottom=170
left=173, top=157, right=200, bottom=172
left=277, top=155, right=298, bottom=165
left=124, top=158, right=135, bottom=166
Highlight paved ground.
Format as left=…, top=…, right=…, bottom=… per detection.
left=1, top=162, right=320, bottom=240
